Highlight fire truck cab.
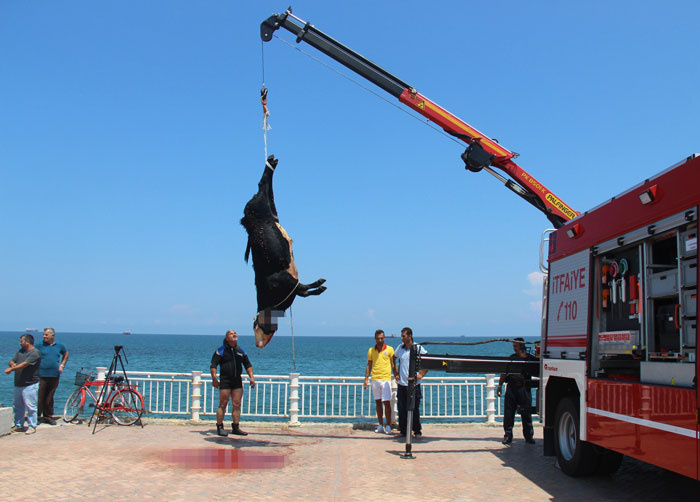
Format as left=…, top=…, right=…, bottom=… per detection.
left=542, top=154, right=700, bottom=478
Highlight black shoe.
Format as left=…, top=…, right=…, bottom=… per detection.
left=231, top=423, right=248, bottom=436
left=413, top=432, right=422, bottom=439
left=502, top=435, right=513, bottom=445
left=525, top=437, right=536, bottom=444
left=46, top=418, right=57, bottom=426
left=216, top=424, right=229, bottom=437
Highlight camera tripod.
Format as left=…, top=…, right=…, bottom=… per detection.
left=89, top=345, right=144, bottom=433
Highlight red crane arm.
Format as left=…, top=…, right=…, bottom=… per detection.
left=261, top=8, right=578, bottom=227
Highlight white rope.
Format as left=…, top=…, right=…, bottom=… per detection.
left=262, top=104, right=271, bottom=161
left=261, top=41, right=271, bottom=162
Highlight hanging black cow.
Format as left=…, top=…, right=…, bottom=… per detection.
left=241, top=155, right=326, bottom=348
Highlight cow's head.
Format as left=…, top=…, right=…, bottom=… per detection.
left=253, top=309, right=281, bottom=348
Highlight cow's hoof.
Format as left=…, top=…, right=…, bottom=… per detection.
left=318, top=286, right=327, bottom=294
left=317, top=278, right=326, bottom=285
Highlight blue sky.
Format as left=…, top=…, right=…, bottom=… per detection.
left=1, top=1, right=698, bottom=338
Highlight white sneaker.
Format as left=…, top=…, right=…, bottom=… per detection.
left=25, top=427, right=36, bottom=435
left=375, top=425, right=384, bottom=433
left=384, top=425, right=392, bottom=434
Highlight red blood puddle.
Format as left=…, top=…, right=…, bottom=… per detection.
left=163, top=449, right=287, bottom=470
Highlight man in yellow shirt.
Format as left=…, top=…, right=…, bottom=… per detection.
left=363, top=329, right=397, bottom=434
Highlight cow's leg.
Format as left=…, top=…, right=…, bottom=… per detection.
left=296, top=278, right=326, bottom=292
left=297, top=286, right=327, bottom=297
left=296, top=279, right=327, bottom=297
left=258, top=155, right=279, bottom=219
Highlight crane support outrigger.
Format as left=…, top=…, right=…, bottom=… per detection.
left=261, top=7, right=578, bottom=228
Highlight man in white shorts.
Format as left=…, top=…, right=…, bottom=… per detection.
left=363, top=329, right=397, bottom=434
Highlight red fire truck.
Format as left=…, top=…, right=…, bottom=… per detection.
left=261, top=8, right=699, bottom=479
left=542, top=156, right=699, bottom=478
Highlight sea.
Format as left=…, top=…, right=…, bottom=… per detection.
left=0, top=331, right=538, bottom=415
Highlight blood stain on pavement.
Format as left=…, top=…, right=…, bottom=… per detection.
left=163, top=449, right=287, bottom=470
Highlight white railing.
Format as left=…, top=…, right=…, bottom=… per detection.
left=103, top=368, right=505, bottom=424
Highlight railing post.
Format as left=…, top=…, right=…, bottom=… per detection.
left=288, top=372, right=300, bottom=426
left=96, top=366, right=107, bottom=403
left=191, top=371, right=202, bottom=421
left=486, top=373, right=497, bottom=424
left=96, top=366, right=106, bottom=381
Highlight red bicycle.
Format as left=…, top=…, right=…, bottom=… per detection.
left=63, top=370, right=145, bottom=426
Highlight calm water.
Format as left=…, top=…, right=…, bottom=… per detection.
left=0, top=331, right=537, bottom=414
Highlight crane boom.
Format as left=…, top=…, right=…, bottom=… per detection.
left=261, top=8, right=578, bottom=228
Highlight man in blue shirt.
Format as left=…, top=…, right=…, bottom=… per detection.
left=394, top=327, right=428, bottom=438
left=37, top=327, right=68, bottom=425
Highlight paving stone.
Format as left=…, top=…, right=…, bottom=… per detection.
left=0, top=421, right=697, bottom=501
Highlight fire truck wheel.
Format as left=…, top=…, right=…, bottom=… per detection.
left=554, top=397, right=598, bottom=477
left=594, top=447, right=623, bottom=476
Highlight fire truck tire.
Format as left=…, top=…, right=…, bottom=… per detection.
left=554, top=397, right=598, bottom=477
left=594, top=447, right=623, bottom=476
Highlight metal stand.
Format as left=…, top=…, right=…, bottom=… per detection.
left=89, top=345, right=142, bottom=433
left=401, top=344, right=418, bottom=459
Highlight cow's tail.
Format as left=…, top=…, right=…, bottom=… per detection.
left=244, top=240, right=251, bottom=263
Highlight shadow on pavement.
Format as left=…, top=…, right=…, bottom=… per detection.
left=190, top=429, right=292, bottom=448
left=490, top=446, right=700, bottom=501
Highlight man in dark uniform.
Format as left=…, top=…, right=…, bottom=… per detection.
left=497, top=337, right=536, bottom=445
left=210, top=329, right=255, bottom=437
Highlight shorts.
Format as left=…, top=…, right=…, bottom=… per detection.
left=371, top=379, right=392, bottom=401
left=219, top=376, right=243, bottom=390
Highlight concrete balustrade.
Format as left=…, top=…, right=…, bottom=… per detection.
left=116, top=370, right=514, bottom=424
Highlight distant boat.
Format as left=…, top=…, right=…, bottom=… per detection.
left=25, top=328, right=38, bottom=333
left=122, top=330, right=131, bottom=335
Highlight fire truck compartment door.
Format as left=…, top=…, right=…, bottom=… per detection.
left=547, top=249, right=589, bottom=358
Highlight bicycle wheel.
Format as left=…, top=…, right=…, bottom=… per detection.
left=63, top=388, right=85, bottom=423
left=109, top=389, right=144, bottom=426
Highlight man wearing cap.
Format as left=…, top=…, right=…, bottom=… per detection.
left=497, top=337, right=537, bottom=445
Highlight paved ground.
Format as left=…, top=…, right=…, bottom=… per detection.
left=1, top=420, right=697, bottom=501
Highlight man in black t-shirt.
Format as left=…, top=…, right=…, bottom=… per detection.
left=497, top=338, right=537, bottom=445
left=210, top=329, right=256, bottom=437
left=5, top=334, right=41, bottom=434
